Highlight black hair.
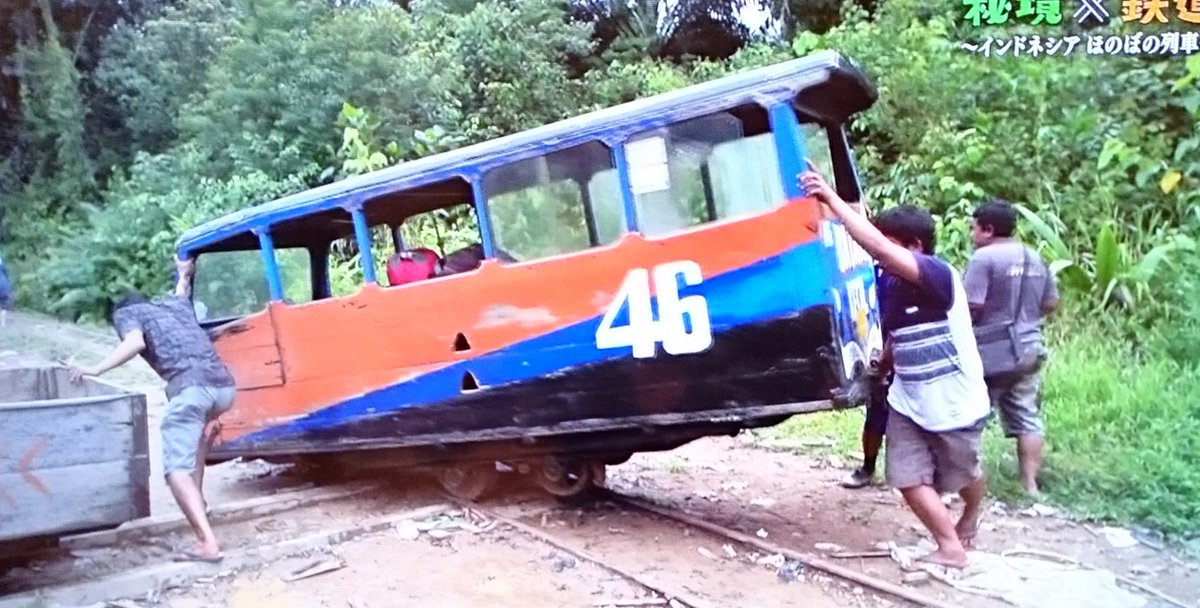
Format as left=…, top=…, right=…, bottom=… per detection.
left=972, top=199, right=1018, bottom=238
left=105, top=291, right=149, bottom=327
left=873, top=205, right=936, bottom=255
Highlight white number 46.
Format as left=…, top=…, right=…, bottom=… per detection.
left=595, top=261, right=714, bottom=359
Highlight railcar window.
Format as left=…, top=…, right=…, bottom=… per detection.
left=800, top=122, right=836, bottom=183
left=586, top=169, right=626, bottom=246
left=625, top=106, right=784, bottom=237
left=483, top=141, right=624, bottom=262
left=193, top=248, right=312, bottom=319
left=399, top=204, right=480, bottom=256
left=328, top=225, right=392, bottom=298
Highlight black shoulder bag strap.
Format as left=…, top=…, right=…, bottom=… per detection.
left=1008, top=247, right=1032, bottom=366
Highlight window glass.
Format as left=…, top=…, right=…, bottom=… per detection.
left=626, top=109, right=785, bottom=236
left=800, top=122, right=835, bottom=182
left=399, top=205, right=480, bottom=257
left=193, top=248, right=311, bottom=320
left=587, top=169, right=626, bottom=246
left=483, top=141, right=624, bottom=261
left=329, top=225, right=393, bottom=298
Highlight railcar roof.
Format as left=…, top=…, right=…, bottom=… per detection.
left=176, top=50, right=877, bottom=254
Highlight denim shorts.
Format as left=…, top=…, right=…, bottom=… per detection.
left=162, top=385, right=236, bottom=475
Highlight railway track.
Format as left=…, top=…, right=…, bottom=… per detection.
left=457, top=486, right=966, bottom=608
left=6, top=472, right=1186, bottom=608
left=2, top=474, right=961, bottom=608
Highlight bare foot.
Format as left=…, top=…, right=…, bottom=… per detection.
left=955, top=518, right=979, bottom=549
left=919, top=547, right=969, bottom=569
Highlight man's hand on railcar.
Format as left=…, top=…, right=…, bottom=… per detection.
left=175, top=256, right=196, bottom=298
left=798, top=162, right=921, bottom=285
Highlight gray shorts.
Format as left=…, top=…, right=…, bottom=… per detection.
left=162, top=385, right=236, bottom=476
left=885, top=408, right=985, bottom=495
left=987, top=370, right=1044, bottom=437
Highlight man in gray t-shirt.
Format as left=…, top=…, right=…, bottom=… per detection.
left=70, top=257, right=235, bottom=563
left=963, top=200, right=1059, bottom=496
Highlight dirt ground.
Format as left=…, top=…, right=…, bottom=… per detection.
left=2, top=310, right=1198, bottom=608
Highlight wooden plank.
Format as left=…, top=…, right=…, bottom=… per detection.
left=0, top=368, right=46, bottom=404
left=0, top=367, right=130, bottom=405
left=210, top=312, right=284, bottom=389
left=0, top=397, right=143, bottom=473
left=0, top=459, right=147, bottom=542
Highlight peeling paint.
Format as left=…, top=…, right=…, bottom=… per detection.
left=476, top=305, right=558, bottom=329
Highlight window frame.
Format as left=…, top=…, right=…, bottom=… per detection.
left=191, top=241, right=316, bottom=327
left=621, top=103, right=785, bottom=238
left=480, top=140, right=627, bottom=264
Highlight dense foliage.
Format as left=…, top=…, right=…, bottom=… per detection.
left=0, top=0, right=1196, bottom=535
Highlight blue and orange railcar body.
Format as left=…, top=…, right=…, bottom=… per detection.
left=175, top=51, right=883, bottom=476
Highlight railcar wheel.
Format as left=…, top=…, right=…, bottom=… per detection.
left=591, top=462, right=607, bottom=488
left=436, top=463, right=496, bottom=501
left=534, top=458, right=595, bottom=498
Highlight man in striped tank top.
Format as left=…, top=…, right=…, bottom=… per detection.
left=800, top=165, right=990, bottom=569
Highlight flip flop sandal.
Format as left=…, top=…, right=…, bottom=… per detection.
left=174, top=549, right=223, bottom=563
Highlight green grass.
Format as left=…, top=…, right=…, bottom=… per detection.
left=767, top=329, right=1200, bottom=539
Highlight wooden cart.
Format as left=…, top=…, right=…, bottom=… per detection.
left=0, top=366, right=150, bottom=550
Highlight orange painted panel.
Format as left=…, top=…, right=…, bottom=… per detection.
left=211, top=198, right=823, bottom=443
left=209, top=309, right=283, bottom=389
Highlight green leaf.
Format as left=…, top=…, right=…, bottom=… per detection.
left=1184, top=93, right=1200, bottom=118
left=1094, top=223, right=1121, bottom=293
left=1175, top=137, right=1198, bottom=163
left=1059, top=265, right=1092, bottom=293
left=1160, top=170, right=1183, bottom=194
left=1013, top=203, right=1070, bottom=260
left=1098, top=140, right=1123, bottom=171
left=1048, top=259, right=1075, bottom=276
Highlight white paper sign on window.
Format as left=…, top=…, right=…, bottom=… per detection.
left=624, top=136, right=671, bottom=195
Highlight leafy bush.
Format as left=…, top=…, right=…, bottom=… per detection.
left=35, top=145, right=309, bottom=321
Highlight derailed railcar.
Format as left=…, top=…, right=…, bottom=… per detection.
left=175, top=50, right=883, bottom=499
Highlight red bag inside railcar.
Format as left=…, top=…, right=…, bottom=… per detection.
left=386, top=248, right=442, bottom=286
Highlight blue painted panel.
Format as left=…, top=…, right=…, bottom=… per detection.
left=225, top=239, right=832, bottom=448
left=257, top=231, right=283, bottom=301
left=350, top=209, right=377, bottom=285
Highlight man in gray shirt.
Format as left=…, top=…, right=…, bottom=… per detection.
left=963, top=200, right=1059, bottom=496
left=70, top=257, right=235, bottom=562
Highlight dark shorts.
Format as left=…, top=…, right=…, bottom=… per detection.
left=864, top=373, right=891, bottom=436
left=885, top=408, right=985, bottom=495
